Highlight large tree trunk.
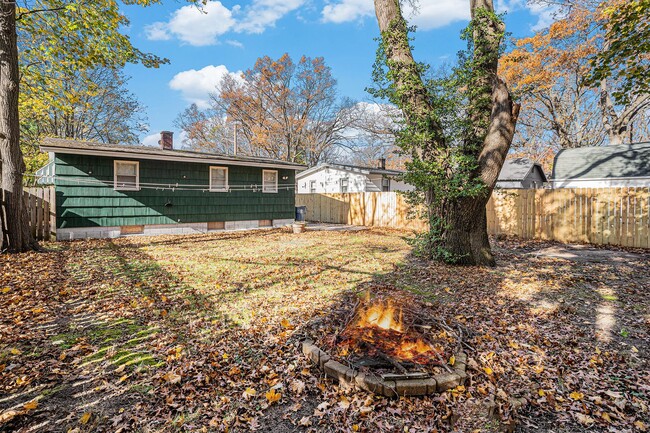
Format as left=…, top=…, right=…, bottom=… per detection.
left=374, top=0, right=518, bottom=266
left=0, top=4, right=34, bottom=252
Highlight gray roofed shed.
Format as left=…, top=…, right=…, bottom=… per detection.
left=552, top=142, right=650, bottom=181
left=496, top=158, right=548, bottom=189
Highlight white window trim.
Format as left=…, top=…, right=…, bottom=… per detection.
left=262, top=169, right=278, bottom=193
left=340, top=177, right=349, bottom=193
left=209, top=166, right=229, bottom=192
left=114, top=160, right=140, bottom=191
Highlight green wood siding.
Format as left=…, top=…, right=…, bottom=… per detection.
left=55, top=154, right=296, bottom=228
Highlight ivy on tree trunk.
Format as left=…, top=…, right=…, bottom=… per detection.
left=372, top=0, right=519, bottom=266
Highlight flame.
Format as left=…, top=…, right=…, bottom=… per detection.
left=344, top=299, right=438, bottom=364
left=357, top=301, right=404, bottom=333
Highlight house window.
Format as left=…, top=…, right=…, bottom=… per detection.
left=262, top=170, right=278, bottom=193
left=309, top=180, right=316, bottom=193
left=209, top=166, right=228, bottom=192
left=114, top=160, right=139, bottom=191
left=382, top=177, right=390, bottom=192
left=340, top=177, right=349, bottom=193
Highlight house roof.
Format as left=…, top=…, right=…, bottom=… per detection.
left=296, top=163, right=403, bottom=179
left=552, top=142, right=650, bottom=180
left=40, top=137, right=307, bottom=171
left=498, top=158, right=548, bottom=182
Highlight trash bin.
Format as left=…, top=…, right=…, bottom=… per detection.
left=295, top=206, right=307, bottom=222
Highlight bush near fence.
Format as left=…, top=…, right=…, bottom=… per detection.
left=296, top=188, right=650, bottom=249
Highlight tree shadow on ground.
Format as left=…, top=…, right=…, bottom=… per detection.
left=1, top=230, right=648, bottom=432
left=0, top=239, right=240, bottom=433
left=265, top=237, right=649, bottom=433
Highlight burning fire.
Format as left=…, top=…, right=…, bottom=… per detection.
left=341, top=299, right=440, bottom=365
left=357, top=301, right=404, bottom=333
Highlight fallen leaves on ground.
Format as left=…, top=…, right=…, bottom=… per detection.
left=0, top=228, right=648, bottom=432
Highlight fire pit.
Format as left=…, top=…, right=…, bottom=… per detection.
left=303, top=296, right=468, bottom=397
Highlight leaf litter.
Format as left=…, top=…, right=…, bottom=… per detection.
left=0, top=228, right=647, bottom=432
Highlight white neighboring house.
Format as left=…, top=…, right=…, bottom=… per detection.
left=296, top=162, right=413, bottom=193
left=552, top=142, right=650, bottom=188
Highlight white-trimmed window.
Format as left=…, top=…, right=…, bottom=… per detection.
left=209, top=166, right=229, bottom=192
left=114, top=160, right=139, bottom=191
left=382, top=177, right=390, bottom=192
left=340, top=177, right=349, bottom=193
left=262, top=170, right=278, bottom=193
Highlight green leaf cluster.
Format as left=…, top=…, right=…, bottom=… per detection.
left=16, top=0, right=183, bottom=175
left=586, top=0, right=650, bottom=104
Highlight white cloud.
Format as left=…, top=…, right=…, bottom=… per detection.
left=526, top=3, right=559, bottom=31
left=407, top=0, right=470, bottom=30
left=236, top=0, right=306, bottom=34
left=169, top=65, right=242, bottom=108
left=145, top=1, right=236, bottom=46
left=144, top=22, right=171, bottom=41
left=321, top=0, right=469, bottom=29
left=141, top=132, right=160, bottom=147
left=321, top=0, right=373, bottom=23
left=145, top=0, right=304, bottom=46
left=495, top=0, right=559, bottom=31
left=226, top=39, right=245, bottom=49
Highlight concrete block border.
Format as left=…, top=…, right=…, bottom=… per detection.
left=302, top=339, right=467, bottom=397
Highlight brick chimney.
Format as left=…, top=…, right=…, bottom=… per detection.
left=378, top=158, right=386, bottom=169
left=159, top=131, right=173, bottom=150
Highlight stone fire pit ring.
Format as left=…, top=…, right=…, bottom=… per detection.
left=302, top=339, right=467, bottom=397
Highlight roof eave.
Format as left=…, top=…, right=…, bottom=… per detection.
left=40, top=144, right=306, bottom=171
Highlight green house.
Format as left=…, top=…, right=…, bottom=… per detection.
left=40, top=134, right=305, bottom=240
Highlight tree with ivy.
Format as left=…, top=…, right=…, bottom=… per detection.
left=0, top=0, right=194, bottom=252
left=371, top=0, right=519, bottom=266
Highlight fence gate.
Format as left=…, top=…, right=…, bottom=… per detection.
left=24, top=186, right=55, bottom=241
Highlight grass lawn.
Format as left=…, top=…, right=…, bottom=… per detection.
left=0, top=228, right=648, bottom=432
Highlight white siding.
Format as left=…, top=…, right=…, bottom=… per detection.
left=297, top=166, right=416, bottom=193
left=389, top=179, right=414, bottom=192
left=297, top=167, right=372, bottom=193
left=552, top=177, right=650, bottom=188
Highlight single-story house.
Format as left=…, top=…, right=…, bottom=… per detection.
left=495, top=158, right=548, bottom=189
left=551, top=142, right=650, bottom=188
left=296, top=160, right=413, bottom=193
left=40, top=132, right=305, bottom=240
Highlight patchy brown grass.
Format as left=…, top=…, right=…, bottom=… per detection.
left=0, top=228, right=648, bottom=432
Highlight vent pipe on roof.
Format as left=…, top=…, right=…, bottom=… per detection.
left=159, top=131, right=173, bottom=150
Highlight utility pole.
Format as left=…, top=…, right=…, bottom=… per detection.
left=233, top=122, right=238, bottom=156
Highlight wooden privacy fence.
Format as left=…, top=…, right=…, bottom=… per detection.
left=296, top=188, right=650, bottom=248
left=297, top=192, right=428, bottom=231
left=23, top=186, right=55, bottom=241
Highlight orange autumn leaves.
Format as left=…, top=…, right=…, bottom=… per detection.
left=500, top=7, right=598, bottom=93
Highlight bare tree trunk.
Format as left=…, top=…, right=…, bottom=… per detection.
left=600, top=79, right=650, bottom=146
left=374, top=0, right=518, bottom=266
left=0, top=4, right=35, bottom=252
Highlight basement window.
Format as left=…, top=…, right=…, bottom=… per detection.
left=262, top=170, right=278, bottom=193
left=207, top=221, right=225, bottom=231
left=210, top=166, right=229, bottom=192
left=114, top=160, right=140, bottom=191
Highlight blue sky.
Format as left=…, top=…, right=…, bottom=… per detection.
left=121, top=0, right=555, bottom=147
